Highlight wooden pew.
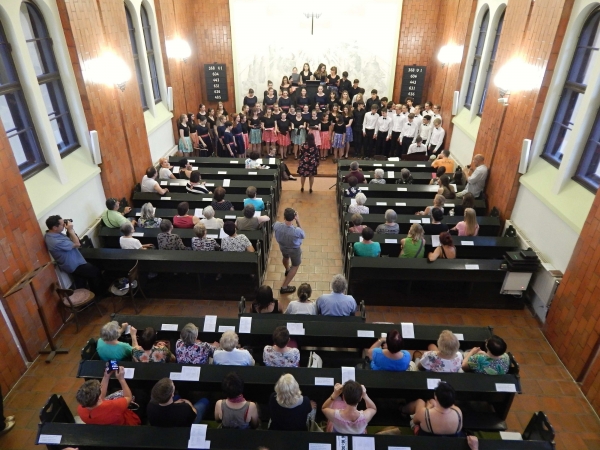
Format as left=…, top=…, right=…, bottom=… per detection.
left=339, top=182, right=465, bottom=200
left=169, top=155, right=281, bottom=169
left=338, top=159, right=441, bottom=172
left=340, top=197, right=487, bottom=216
left=339, top=170, right=443, bottom=185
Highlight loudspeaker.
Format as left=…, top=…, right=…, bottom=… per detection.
left=519, top=139, right=531, bottom=174
left=167, top=86, right=173, bottom=111
left=90, top=130, right=101, bottom=165
left=451, top=91, right=459, bottom=115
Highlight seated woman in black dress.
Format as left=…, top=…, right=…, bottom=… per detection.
left=268, top=374, right=316, bottom=430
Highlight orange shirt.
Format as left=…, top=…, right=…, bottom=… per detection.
left=78, top=397, right=141, bottom=426
left=432, top=158, right=455, bottom=174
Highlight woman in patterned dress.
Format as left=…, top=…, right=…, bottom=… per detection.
left=298, top=133, right=319, bottom=193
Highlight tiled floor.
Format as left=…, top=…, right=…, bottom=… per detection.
left=2, top=180, right=600, bottom=450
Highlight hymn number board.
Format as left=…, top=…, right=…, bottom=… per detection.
left=204, top=64, right=228, bottom=102
left=400, top=66, right=426, bottom=105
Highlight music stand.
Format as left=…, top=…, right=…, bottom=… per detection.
left=3, top=262, right=68, bottom=363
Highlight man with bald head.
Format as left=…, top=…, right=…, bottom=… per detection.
left=456, top=154, right=488, bottom=198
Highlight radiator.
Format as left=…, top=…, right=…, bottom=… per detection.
left=503, top=220, right=563, bottom=322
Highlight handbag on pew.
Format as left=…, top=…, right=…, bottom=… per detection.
left=307, top=351, right=322, bottom=368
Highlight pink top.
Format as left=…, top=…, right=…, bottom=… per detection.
left=455, top=221, right=479, bottom=236
left=331, top=409, right=369, bottom=434
left=173, top=215, right=194, bottom=229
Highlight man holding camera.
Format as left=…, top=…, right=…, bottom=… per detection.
left=45, top=215, right=101, bottom=293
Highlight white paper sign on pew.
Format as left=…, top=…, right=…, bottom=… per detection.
left=203, top=315, right=217, bottom=332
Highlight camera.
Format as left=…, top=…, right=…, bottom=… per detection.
left=64, top=219, right=73, bottom=224
left=106, top=360, right=119, bottom=373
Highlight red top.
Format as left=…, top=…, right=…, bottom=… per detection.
left=173, top=215, right=195, bottom=229
left=78, top=397, right=141, bottom=426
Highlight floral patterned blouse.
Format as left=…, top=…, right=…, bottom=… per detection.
left=139, top=217, right=162, bottom=228
left=192, top=237, right=220, bottom=251
left=467, top=353, right=510, bottom=375
left=419, top=351, right=463, bottom=373
left=263, top=346, right=300, bottom=367
left=132, top=344, right=173, bottom=363
left=176, top=339, right=215, bottom=364
left=157, top=232, right=188, bottom=250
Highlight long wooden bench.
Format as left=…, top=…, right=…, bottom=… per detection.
left=345, top=257, right=523, bottom=309
left=79, top=248, right=263, bottom=300
left=169, top=167, right=279, bottom=183
left=339, top=170, right=444, bottom=185
left=338, top=159, right=443, bottom=172
left=338, top=182, right=465, bottom=200
left=169, top=155, right=281, bottom=169
left=341, top=197, right=487, bottom=216
left=133, top=192, right=270, bottom=210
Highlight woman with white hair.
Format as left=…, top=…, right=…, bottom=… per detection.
left=370, top=168, right=386, bottom=184
left=176, top=323, right=219, bottom=364
left=417, top=330, right=463, bottom=372
left=375, top=209, right=399, bottom=234
left=97, top=320, right=133, bottom=361
left=138, top=202, right=162, bottom=228
left=348, top=193, right=369, bottom=214
left=119, top=222, right=154, bottom=249
left=213, top=330, right=255, bottom=366
left=199, top=205, right=224, bottom=229
left=268, top=374, right=316, bottom=430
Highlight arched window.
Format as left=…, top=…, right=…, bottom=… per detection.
left=478, top=11, right=505, bottom=116
left=21, top=1, right=78, bottom=156
left=542, top=9, right=600, bottom=167
left=125, top=6, right=148, bottom=110
left=140, top=5, right=160, bottom=103
left=464, top=9, right=489, bottom=109
left=574, top=109, right=600, bottom=191
left=0, top=20, right=44, bottom=178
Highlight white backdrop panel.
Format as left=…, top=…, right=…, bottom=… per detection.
left=229, top=0, right=402, bottom=110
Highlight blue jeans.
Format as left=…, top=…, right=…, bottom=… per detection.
left=193, top=398, right=210, bottom=424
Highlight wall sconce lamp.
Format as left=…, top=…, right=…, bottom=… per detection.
left=437, top=45, right=464, bottom=68
left=495, top=59, right=543, bottom=106
left=84, top=53, right=131, bottom=91
left=166, top=39, right=192, bottom=62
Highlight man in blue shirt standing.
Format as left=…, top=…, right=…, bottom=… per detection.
left=273, top=207, right=305, bottom=294
left=316, top=274, right=357, bottom=316
left=44, top=215, right=101, bottom=293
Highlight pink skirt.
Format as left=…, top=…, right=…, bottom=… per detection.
left=263, top=129, right=277, bottom=143
left=277, top=133, right=290, bottom=146
left=243, top=133, right=249, bottom=149
left=309, top=129, right=321, bottom=146
left=320, top=131, right=331, bottom=150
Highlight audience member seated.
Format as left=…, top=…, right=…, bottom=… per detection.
left=417, top=194, right=445, bottom=216
left=349, top=213, right=366, bottom=234
left=101, top=198, right=134, bottom=228
left=376, top=209, right=399, bottom=234
left=176, top=322, right=219, bottom=364
left=402, top=382, right=463, bottom=437
left=263, top=326, right=300, bottom=367
left=76, top=365, right=141, bottom=425
left=400, top=223, right=425, bottom=258
left=422, top=208, right=449, bottom=235
left=245, top=151, right=266, bottom=169
left=437, top=174, right=456, bottom=199
left=138, top=202, right=162, bottom=228
left=177, top=158, right=193, bottom=180
left=97, top=321, right=132, bottom=361
left=367, top=329, right=414, bottom=371
left=244, top=186, right=264, bottom=211
left=457, top=154, right=488, bottom=199
left=451, top=208, right=479, bottom=236
left=269, top=374, right=316, bottom=431
left=158, top=157, right=176, bottom=180
left=157, top=219, right=189, bottom=250
left=370, top=168, right=386, bottom=184
left=173, top=202, right=199, bottom=229
left=429, top=166, right=446, bottom=186
left=316, top=274, right=357, bottom=316
left=236, top=204, right=270, bottom=231
left=119, top=222, right=153, bottom=249
left=221, top=222, right=255, bottom=252
left=285, top=283, right=317, bottom=315
left=200, top=205, right=224, bottom=229
left=191, top=223, right=220, bottom=251
left=417, top=330, right=463, bottom=372
left=251, top=285, right=282, bottom=313
left=141, top=167, right=169, bottom=195
left=348, top=193, right=369, bottom=214
left=396, top=168, right=413, bottom=185
left=344, top=176, right=362, bottom=198
left=462, top=335, right=509, bottom=375
left=432, top=149, right=455, bottom=174
left=322, top=381, right=377, bottom=434
left=213, top=330, right=255, bottom=366
left=353, top=227, right=381, bottom=257
left=147, top=378, right=209, bottom=426
left=453, top=193, right=475, bottom=217
left=344, top=161, right=365, bottom=184
left=186, top=170, right=211, bottom=195
left=214, top=372, right=259, bottom=429
left=131, top=326, right=175, bottom=363
left=427, top=231, right=456, bottom=261
left=407, top=136, right=428, bottom=155
left=211, top=186, right=234, bottom=211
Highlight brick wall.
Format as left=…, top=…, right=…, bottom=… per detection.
left=473, top=0, right=568, bottom=221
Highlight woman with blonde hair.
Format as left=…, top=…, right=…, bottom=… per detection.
left=417, top=330, right=463, bottom=372
left=451, top=208, right=479, bottom=236
left=268, top=374, right=316, bottom=430
left=177, top=114, right=192, bottom=156
left=158, top=157, right=176, bottom=179
left=418, top=194, right=446, bottom=216
left=400, top=223, right=425, bottom=258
